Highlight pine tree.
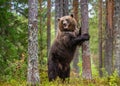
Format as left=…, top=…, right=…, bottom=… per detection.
left=27, top=0, right=40, bottom=85
left=104, top=0, right=114, bottom=75
left=73, top=0, right=80, bottom=75
left=98, top=0, right=103, bottom=77
left=80, top=0, right=92, bottom=79
left=47, top=0, right=51, bottom=56
left=114, top=0, right=120, bottom=76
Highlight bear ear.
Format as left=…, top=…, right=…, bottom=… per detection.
left=58, top=18, right=60, bottom=21
left=70, top=14, right=74, bottom=18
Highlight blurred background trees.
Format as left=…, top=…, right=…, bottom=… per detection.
left=0, top=0, right=28, bottom=81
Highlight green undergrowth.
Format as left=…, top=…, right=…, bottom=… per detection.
left=1, top=70, right=120, bottom=86
left=39, top=69, right=120, bottom=86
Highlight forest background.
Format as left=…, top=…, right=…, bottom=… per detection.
left=0, top=0, right=120, bottom=86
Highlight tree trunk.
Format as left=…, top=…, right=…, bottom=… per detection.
left=55, top=0, right=59, bottom=35
left=47, top=0, right=51, bottom=56
left=98, top=0, right=103, bottom=77
left=73, top=47, right=80, bottom=75
left=27, top=0, right=40, bottom=85
left=72, top=0, right=80, bottom=75
left=73, top=0, right=79, bottom=23
left=80, top=0, right=92, bottom=79
left=104, top=0, right=114, bottom=75
left=55, top=0, right=69, bottom=35
left=62, top=0, right=69, bottom=16
left=39, top=0, right=43, bottom=65
left=114, top=0, right=120, bottom=76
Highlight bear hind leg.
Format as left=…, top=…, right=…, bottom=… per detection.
left=48, top=60, right=58, bottom=81
left=58, top=66, right=70, bottom=81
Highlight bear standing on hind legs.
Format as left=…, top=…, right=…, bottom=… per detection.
left=48, top=14, right=90, bottom=81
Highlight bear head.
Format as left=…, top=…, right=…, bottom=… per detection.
left=58, top=14, right=77, bottom=32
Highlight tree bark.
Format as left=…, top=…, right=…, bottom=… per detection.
left=98, top=0, right=103, bottom=77
left=72, top=0, right=80, bottom=75
left=27, top=0, right=40, bottom=85
left=39, top=0, right=43, bottom=64
left=114, top=0, right=120, bottom=76
left=80, top=0, right=92, bottom=79
left=55, top=0, right=59, bottom=35
left=104, top=0, right=114, bottom=75
left=73, top=0, right=79, bottom=23
left=47, top=0, right=51, bottom=56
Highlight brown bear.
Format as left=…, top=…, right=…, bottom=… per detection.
left=48, top=14, right=90, bottom=81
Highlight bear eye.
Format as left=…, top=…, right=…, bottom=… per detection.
left=66, top=19, right=69, bottom=22
left=61, top=20, right=63, bottom=23
left=66, top=19, right=70, bottom=24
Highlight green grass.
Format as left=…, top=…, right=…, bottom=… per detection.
left=1, top=70, right=120, bottom=86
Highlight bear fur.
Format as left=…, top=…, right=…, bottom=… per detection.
left=48, top=14, right=90, bottom=81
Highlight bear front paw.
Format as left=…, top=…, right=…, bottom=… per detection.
left=81, top=33, right=90, bottom=41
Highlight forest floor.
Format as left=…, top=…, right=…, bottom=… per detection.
left=0, top=70, right=120, bottom=86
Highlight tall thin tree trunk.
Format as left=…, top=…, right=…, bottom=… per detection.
left=80, top=0, right=92, bottom=79
left=73, top=0, right=80, bottom=75
left=98, top=0, right=103, bottom=77
left=47, top=0, right=51, bottom=56
left=62, top=0, right=69, bottom=16
left=114, top=0, right=120, bottom=76
left=73, top=0, right=79, bottom=23
left=104, top=0, right=114, bottom=75
left=39, top=0, right=43, bottom=65
left=55, top=0, right=59, bottom=35
left=55, top=0, right=69, bottom=35
left=27, top=0, right=40, bottom=85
